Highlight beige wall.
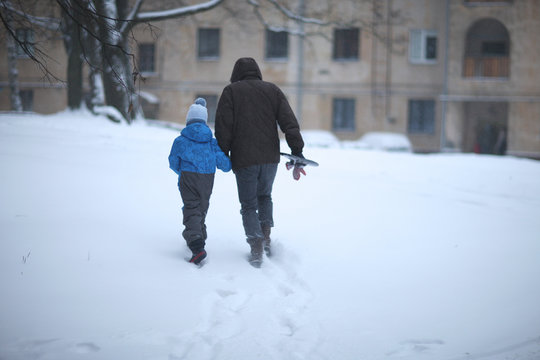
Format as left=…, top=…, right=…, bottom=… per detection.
left=508, top=102, right=540, bottom=157
left=442, top=0, right=540, bottom=156
left=1, top=0, right=539, bottom=157
left=0, top=1, right=65, bottom=113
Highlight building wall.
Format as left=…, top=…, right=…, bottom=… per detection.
left=1, top=0, right=539, bottom=157
left=509, top=102, right=540, bottom=157
left=0, top=1, right=65, bottom=113
left=444, top=0, right=540, bottom=157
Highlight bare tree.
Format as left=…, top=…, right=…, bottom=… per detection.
left=1, top=0, right=224, bottom=122
left=1, top=0, right=403, bottom=122
left=1, top=0, right=61, bottom=111
left=65, top=0, right=225, bottom=122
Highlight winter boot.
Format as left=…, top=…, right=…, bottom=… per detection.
left=189, top=249, right=207, bottom=265
left=188, top=239, right=206, bottom=265
left=247, top=238, right=263, bottom=268
left=262, top=225, right=272, bottom=257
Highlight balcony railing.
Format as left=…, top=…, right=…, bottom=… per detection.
left=464, top=0, right=512, bottom=3
left=463, top=57, right=509, bottom=78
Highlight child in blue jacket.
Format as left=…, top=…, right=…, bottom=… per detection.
left=169, top=98, right=231, bottom=265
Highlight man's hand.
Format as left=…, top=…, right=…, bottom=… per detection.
left=285, top=160, right=306, bottom=180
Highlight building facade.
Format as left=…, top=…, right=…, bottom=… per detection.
left=1, top=0, right=539, bottom=157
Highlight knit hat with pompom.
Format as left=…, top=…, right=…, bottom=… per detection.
left=186, top=97, right=208, bottom=125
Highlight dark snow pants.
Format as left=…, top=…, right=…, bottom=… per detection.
left=234, top=163, right=278, bottom=242
left=179, top=171, right=215, bottom=251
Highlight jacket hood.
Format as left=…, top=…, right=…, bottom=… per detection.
left=230, top=57, right=263, bottom=83
left=181, top=122, right=213, bottom=143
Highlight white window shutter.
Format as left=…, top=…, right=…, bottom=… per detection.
left=409, top=30, right=422, bottom=63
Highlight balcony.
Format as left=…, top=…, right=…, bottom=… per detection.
left=463, top=57, right=509, bottom=78
left=464, top=0, right=512, bottom=4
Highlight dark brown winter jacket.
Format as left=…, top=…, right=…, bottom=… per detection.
left=215, top=57, right=304, bottom=171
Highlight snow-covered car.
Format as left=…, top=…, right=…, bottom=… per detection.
left=355, top=132, right=413, bottom=152
left=289, top=130, right=341, bottom=148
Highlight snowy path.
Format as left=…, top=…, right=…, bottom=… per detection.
left=165, top=252, right=321, bottom=360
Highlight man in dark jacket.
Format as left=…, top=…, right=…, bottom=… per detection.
left=215, top=57, right=305, bottom=267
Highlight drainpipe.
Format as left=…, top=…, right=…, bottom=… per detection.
left=385, top=0, right=393, bottom=128
left=296, top=0, right=305, bottom=124
left=440, top=0, right=450, bottom=151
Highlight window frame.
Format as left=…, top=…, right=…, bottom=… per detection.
left=138, top=43, right=156, bottom=74
left=15, top=28, right=35, bottom=58
left=197, top=28, right=220, bottom=60
left=265, top=29, right=289, bottom=60
left=407, top=99, right=436, bottom=135
left=332, top=28, right=360, bottom=61
left=409, top=29, right=438, bottom=64
left=332, top=98, right=356, bottom=132
left=20, top=89, right=34, bottom=111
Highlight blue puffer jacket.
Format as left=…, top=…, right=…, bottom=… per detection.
left=168, top=122, right=232, bottom=175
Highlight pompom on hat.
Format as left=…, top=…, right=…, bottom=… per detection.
left=186, top=97, right=208, bottom=125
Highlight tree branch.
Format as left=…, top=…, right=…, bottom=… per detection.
left=263, top=0, right=328, bottom=26
left=0, top=0, right=61, bottom=30
left=119, top=0, right=143, bottom=35
left=135, top=0, right=223, bottom=23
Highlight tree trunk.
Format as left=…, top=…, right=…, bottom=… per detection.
left=65, top=26, right=83, bottom=110
left=86, top=46, right=105, bottom=109
left=94, top=0, right=134, bottom=123
left=80, top=1, right=105, bottom=109
left=4, top=11, right=23, bottom=111
left=101, top=42, right=132, bottom=122
left=61, top=0, right=84, bottom=110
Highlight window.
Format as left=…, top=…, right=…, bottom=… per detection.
left=332, top=98, right=355, bottom=131
left=265, top=30, right=288, bottom=60
left=15, top=28, right=34, bottom=58
left=481, top=41, right=506, bottom=56
left=198, top=28, right=220, bottom=59
left=20, top=90, right=34, bottom=111
left=408, top=100, right=435, bottom=134
left=333, top=28, right=359, bottom=61
left=195, top=94, right=218, bottom=125
left=409, top=30, right=437, bottom=64
left=138, top=43, right=155, bottom=73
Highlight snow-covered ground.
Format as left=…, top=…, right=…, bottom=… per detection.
left=1, top=111, right=539, bottom=360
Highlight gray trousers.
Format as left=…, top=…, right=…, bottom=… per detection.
left=179, top=171, right=215, bottom=250
left=234, top=163, right=278, bottom=241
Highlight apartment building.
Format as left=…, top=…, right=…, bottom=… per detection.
left=1, top=0, right=539, bottom=157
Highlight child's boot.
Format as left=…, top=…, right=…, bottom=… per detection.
left=188, top=239, right=206, bottom=265
left=189, top=249, right=207, bottom=265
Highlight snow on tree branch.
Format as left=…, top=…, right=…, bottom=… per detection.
left=118, top=0, right=143, bottom=34
left=135, top=0, right=223, bottom=23
left=248, top=0, right=305, bottom=36
left=246, top=0, right=362, bottom=38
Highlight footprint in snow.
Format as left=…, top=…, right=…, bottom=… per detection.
left=169, top=242, right=323, bottom=360
left=387, top=339, right=445, bottom=357
left=73, top=342, right=101, bottom=354
left=260, top=243, right=326, bottom=360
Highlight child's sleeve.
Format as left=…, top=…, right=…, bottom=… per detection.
left=168, top=138, right=182, bottom=175
left=212, top=139, right=232, bottom=172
